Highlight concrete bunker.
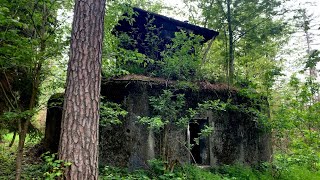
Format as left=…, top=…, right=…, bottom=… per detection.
left=43, top=7, right=272, bottom=170
left=44, top=75, right=272, bottom=169
left=98, top=75, right=272, bottom=169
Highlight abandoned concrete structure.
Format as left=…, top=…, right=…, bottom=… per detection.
left=98, top=75, right=272, bottom=169
left=44, top=75, right=272, bottom=169
left=43, top=7, right=272, bottom=170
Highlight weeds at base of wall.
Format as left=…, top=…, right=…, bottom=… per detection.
left=1, top=133, right=320, bottom=180
left=99, top=159, right=320, bottom=180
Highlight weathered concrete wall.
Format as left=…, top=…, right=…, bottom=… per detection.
left=99, top=81, right=191, bottom=169
left=99, top=83, right=156, bottom=169
left=44, top=75, right=272, bottom=169
left=207, top=110, right=272, bottom=166
left=99, top=75, right=272, bottom=168
left=43, top=93, right=63, bottom=153
left=184, top=90, right=272, bottom=166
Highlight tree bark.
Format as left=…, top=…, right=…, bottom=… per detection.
left=15, top=1, right=48, bottom=178
left=15, top=119, right=29, bottom=180
left=58, top=0, right=106, bottom=179
left=15, top=63, right=41, bottom=180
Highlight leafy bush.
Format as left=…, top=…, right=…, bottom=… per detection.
left=137, top=90, right=196, bottom=167
left=99, top=166, right=149, bottom=180
left=212, top=164, right=273, bottom=180
left=99, top=160, right=222, bottom=180
left=0, top=134, right=45, bottom=179
left=179, top=165, right=222, bottom=180
left=160, top=31, right=204, bottom=81
left=100, top=99, right=127, bottom=127
left=279, top=165, right=320, bottom=180
left=0, top=145, right=16, bottom=179
left=41, top=152, right=72, bottom=179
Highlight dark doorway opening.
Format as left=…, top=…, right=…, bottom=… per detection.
left=189, top=118, right=209, bottom=165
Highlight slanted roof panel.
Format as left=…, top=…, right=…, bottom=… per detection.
left=114, top=7, right=219, bottom=60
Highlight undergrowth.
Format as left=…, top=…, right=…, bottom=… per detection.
left=98, top=160, right=320, bottom=180
left=0, top=133, right=44, bottom=179
left=1, top=134, right=320, bottom=180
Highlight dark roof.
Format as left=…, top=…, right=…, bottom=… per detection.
left=114, top=7, right=219, bottom=59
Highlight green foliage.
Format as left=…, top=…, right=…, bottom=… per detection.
left=160, top=31, right=204, bottom=80
left=278, top=165, right=320, bottom=180
left=138, top=90, right=197, bottom=169
left=100, top=99, right=127, bottom=127
left=193, top=125, right=213, bottom=145
left=147, top=159, right=185, bottom=179
left=139, top=116, right=164, bottom=131
left=103, top=2, right=206, bottom=81
left=305, top=50, right=320, bottom=70
left=0, top=109, right=42, bottom=142
left=138, top=90, right=196, bottom=130
left=1, top=110, right=35, bottom=122
left=41, top=152, right=72, bottom=179
left=198, top=125, right=213, bottom=137
left=198, top=98, right=270, bottom=131
left=180, top=165, right=222, bottom=180
left=102, top=1, right=164, bottom=78
left=99, top=160, right=222, bottom=180
left=0, top=144, right=16, bottom=178
left=99, top=162, right=320, bottom=180
left=1, top=0, right=319, bottom=179
left=183, top=0, right=289, bottom=87
left=100, top=166, right=150, bottom=180
left=271, top=73, right=320, bottom=173
left=0, top=133, right=45, bottom=179
left=212, top=164, right=273, bottom=180
left=198, top=99, right=228, bottom=112
left=0, top=2, right=69, bottom=174
left=142, top=15, right=164, bottom=60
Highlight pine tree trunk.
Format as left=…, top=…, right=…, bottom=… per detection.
left=58, top=0, right=106, bottom=179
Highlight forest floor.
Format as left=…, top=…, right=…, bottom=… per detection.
left=1, top=133, right=320, bottom=179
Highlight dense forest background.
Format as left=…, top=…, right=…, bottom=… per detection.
left=1, top=0, right=320, bottom=179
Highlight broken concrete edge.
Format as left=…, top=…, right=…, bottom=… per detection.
left=101, top=74, right=269, bottom=113
left=102, top=74, right=238, bottom=93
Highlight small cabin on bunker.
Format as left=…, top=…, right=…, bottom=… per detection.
left=44, top=7, right=272, bottom=170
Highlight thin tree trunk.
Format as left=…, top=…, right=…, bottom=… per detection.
left=15, top=67, right=40, bottom=179
left=15, top=2, right=49, bottom=178
left=202, top=37, right=215, bottom=65
left=58, top=0, right=106, bottom=179
left=9, top=131, right=16, bottom=147
left=15, top=119, right=29, bottom=180
left=227, top=0, right=234, bottom=85
left=303, top=11, right=316, bottom=78
left=15, top=39, right=43, bottom=178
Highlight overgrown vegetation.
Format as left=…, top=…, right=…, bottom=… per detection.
left=1, top=132, right=320, bottom=179
left=1, top=0, right=320, bottom=179
left=138, top=90, right=197, bottom=170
